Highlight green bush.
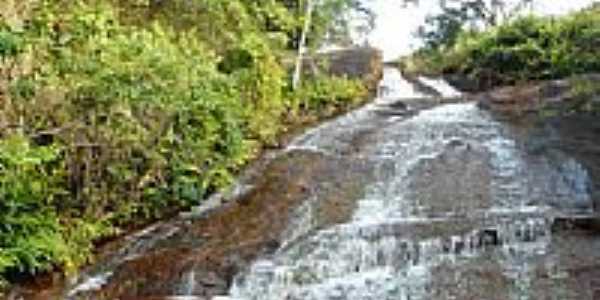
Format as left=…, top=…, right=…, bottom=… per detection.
left=0, top=134, right=111, bottom=282
left=0, top=0, right=368, bottom=285
left=0, top=29, right=21, bottom=59
left=290, top=76, right=367, bottom=113
left=0, top=1, right=257, bottom=280
left=0, top=136, right=67, bottom=275
left=16, top=2, right=254, bottom=220
left=405, top=5, right=600, bottom=88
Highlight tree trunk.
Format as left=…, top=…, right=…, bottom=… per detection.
left=292, top=0, right=314, bottom=90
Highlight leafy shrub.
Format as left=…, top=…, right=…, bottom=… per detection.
left=218, top=48, right=255, bottom=74
left=567, top=76, right=600, bottom=113
left=15, top=2, right=256, bottom=221
left=0, top=28, right=21, bottom=59
left=0, top=134, right=112, bottom=281
left=405, top=5, right=600, bottom=88
left=0, top=135, right=67, bottom=275
left=232, top=34, right=287, bottom=142
left=289, top=76, right=367, bottom=115
left=0, top=0, right=369, bottom=286
left=0, top=3, right=376, bottom=294
left=0, top=3, right=255, bottom=282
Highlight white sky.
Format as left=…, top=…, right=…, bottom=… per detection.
left=357, top=0, right=598, bottom=61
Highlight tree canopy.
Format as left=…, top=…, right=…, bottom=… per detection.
left=417, top=0, right=535, bottom=48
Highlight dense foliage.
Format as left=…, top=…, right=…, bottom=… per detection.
left=417, top=0, right=535, bottom=49
left=0, top=0, right=367, bottom=286
left=1, top=136, right=71, bottom=275
left=403, top=3, right=600, bottom=88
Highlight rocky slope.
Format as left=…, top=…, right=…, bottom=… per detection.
left=474, top=74, right=600, bottom=222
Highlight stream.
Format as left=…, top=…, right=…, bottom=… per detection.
left=14, top=0, right=600, bottom=298
left=222, top=68, right=600, bottom=300
left=40, top=67, right=600, bottom=300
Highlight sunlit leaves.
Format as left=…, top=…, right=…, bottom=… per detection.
left=0, top=0, right=367, bottom=284
left=0, top=135, right=69, bottom=275
left=0, top=29, right=21, bottom=59
left=410, top=4, right=600, bottom=86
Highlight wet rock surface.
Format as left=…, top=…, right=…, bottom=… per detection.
left=226, top=69, right=600, bottom=300
left=405, top=140, right=492, bottom=215
left=18, top=68, right=600, bottom=300
left=475, top=73, right=600, bottom=115
left=474, top=74, right=600, bottom=218
left=64, top=150, right=372, bottom=299
left=521, top=114, right=600, bottom=220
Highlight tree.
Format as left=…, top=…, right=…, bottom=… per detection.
left=418, top=0, right=535, bottom=49
left=291, top=0, right=374, bottom=89
left=292, top=0, right=314, bottom=90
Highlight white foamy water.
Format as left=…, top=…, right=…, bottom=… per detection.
left=286, top=67, right=429, bottom=154
left=225, top=68, right=593, bottom=300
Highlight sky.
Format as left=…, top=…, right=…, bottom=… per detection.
left=355, top=0, right=598, bottom=61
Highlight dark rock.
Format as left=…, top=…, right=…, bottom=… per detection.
left=446, top=138, right=466, bottom=149
left=443, top=74, right=483, bottom=93
left=452, top=239, right=465, bottom=254
left=537, top=114, right=600, bottom=217
left=475, top=73, right=600, bottom=116
left=373, top=109, right=413, bottom=118
left=387, top=100, right=408, bottom=110
left=475, top=84, right=544, bottom=115
left=480, top=228, right=500, bottom=246
left=552, top=216, right=600, bottom=232
left=302, top=47, right=384, bottom=93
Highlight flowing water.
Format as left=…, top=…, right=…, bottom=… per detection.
left=18, top=1, right=600, bottom=298
left=30, top=67, right=599, bottom=300
left=221, top=68, right=600, bottom=300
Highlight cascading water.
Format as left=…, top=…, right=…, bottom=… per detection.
left=17, top=1, right=600, bottom=299
left=56, top=70, right=600, bottom=300
left=224, top=68, right=596, bottom=300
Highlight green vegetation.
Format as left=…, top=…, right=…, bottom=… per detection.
left=403, top=3, right=600, bottom=89
left=0, top=0, right=367, bottom=287
left=566, top=75, right=600, bottom=113
left=290, top=75, right=367, bottom=116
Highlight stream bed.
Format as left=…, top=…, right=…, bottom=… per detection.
left=222, top=68, right=600, bottom=300
left=17, top=67, right=593, bottom=300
